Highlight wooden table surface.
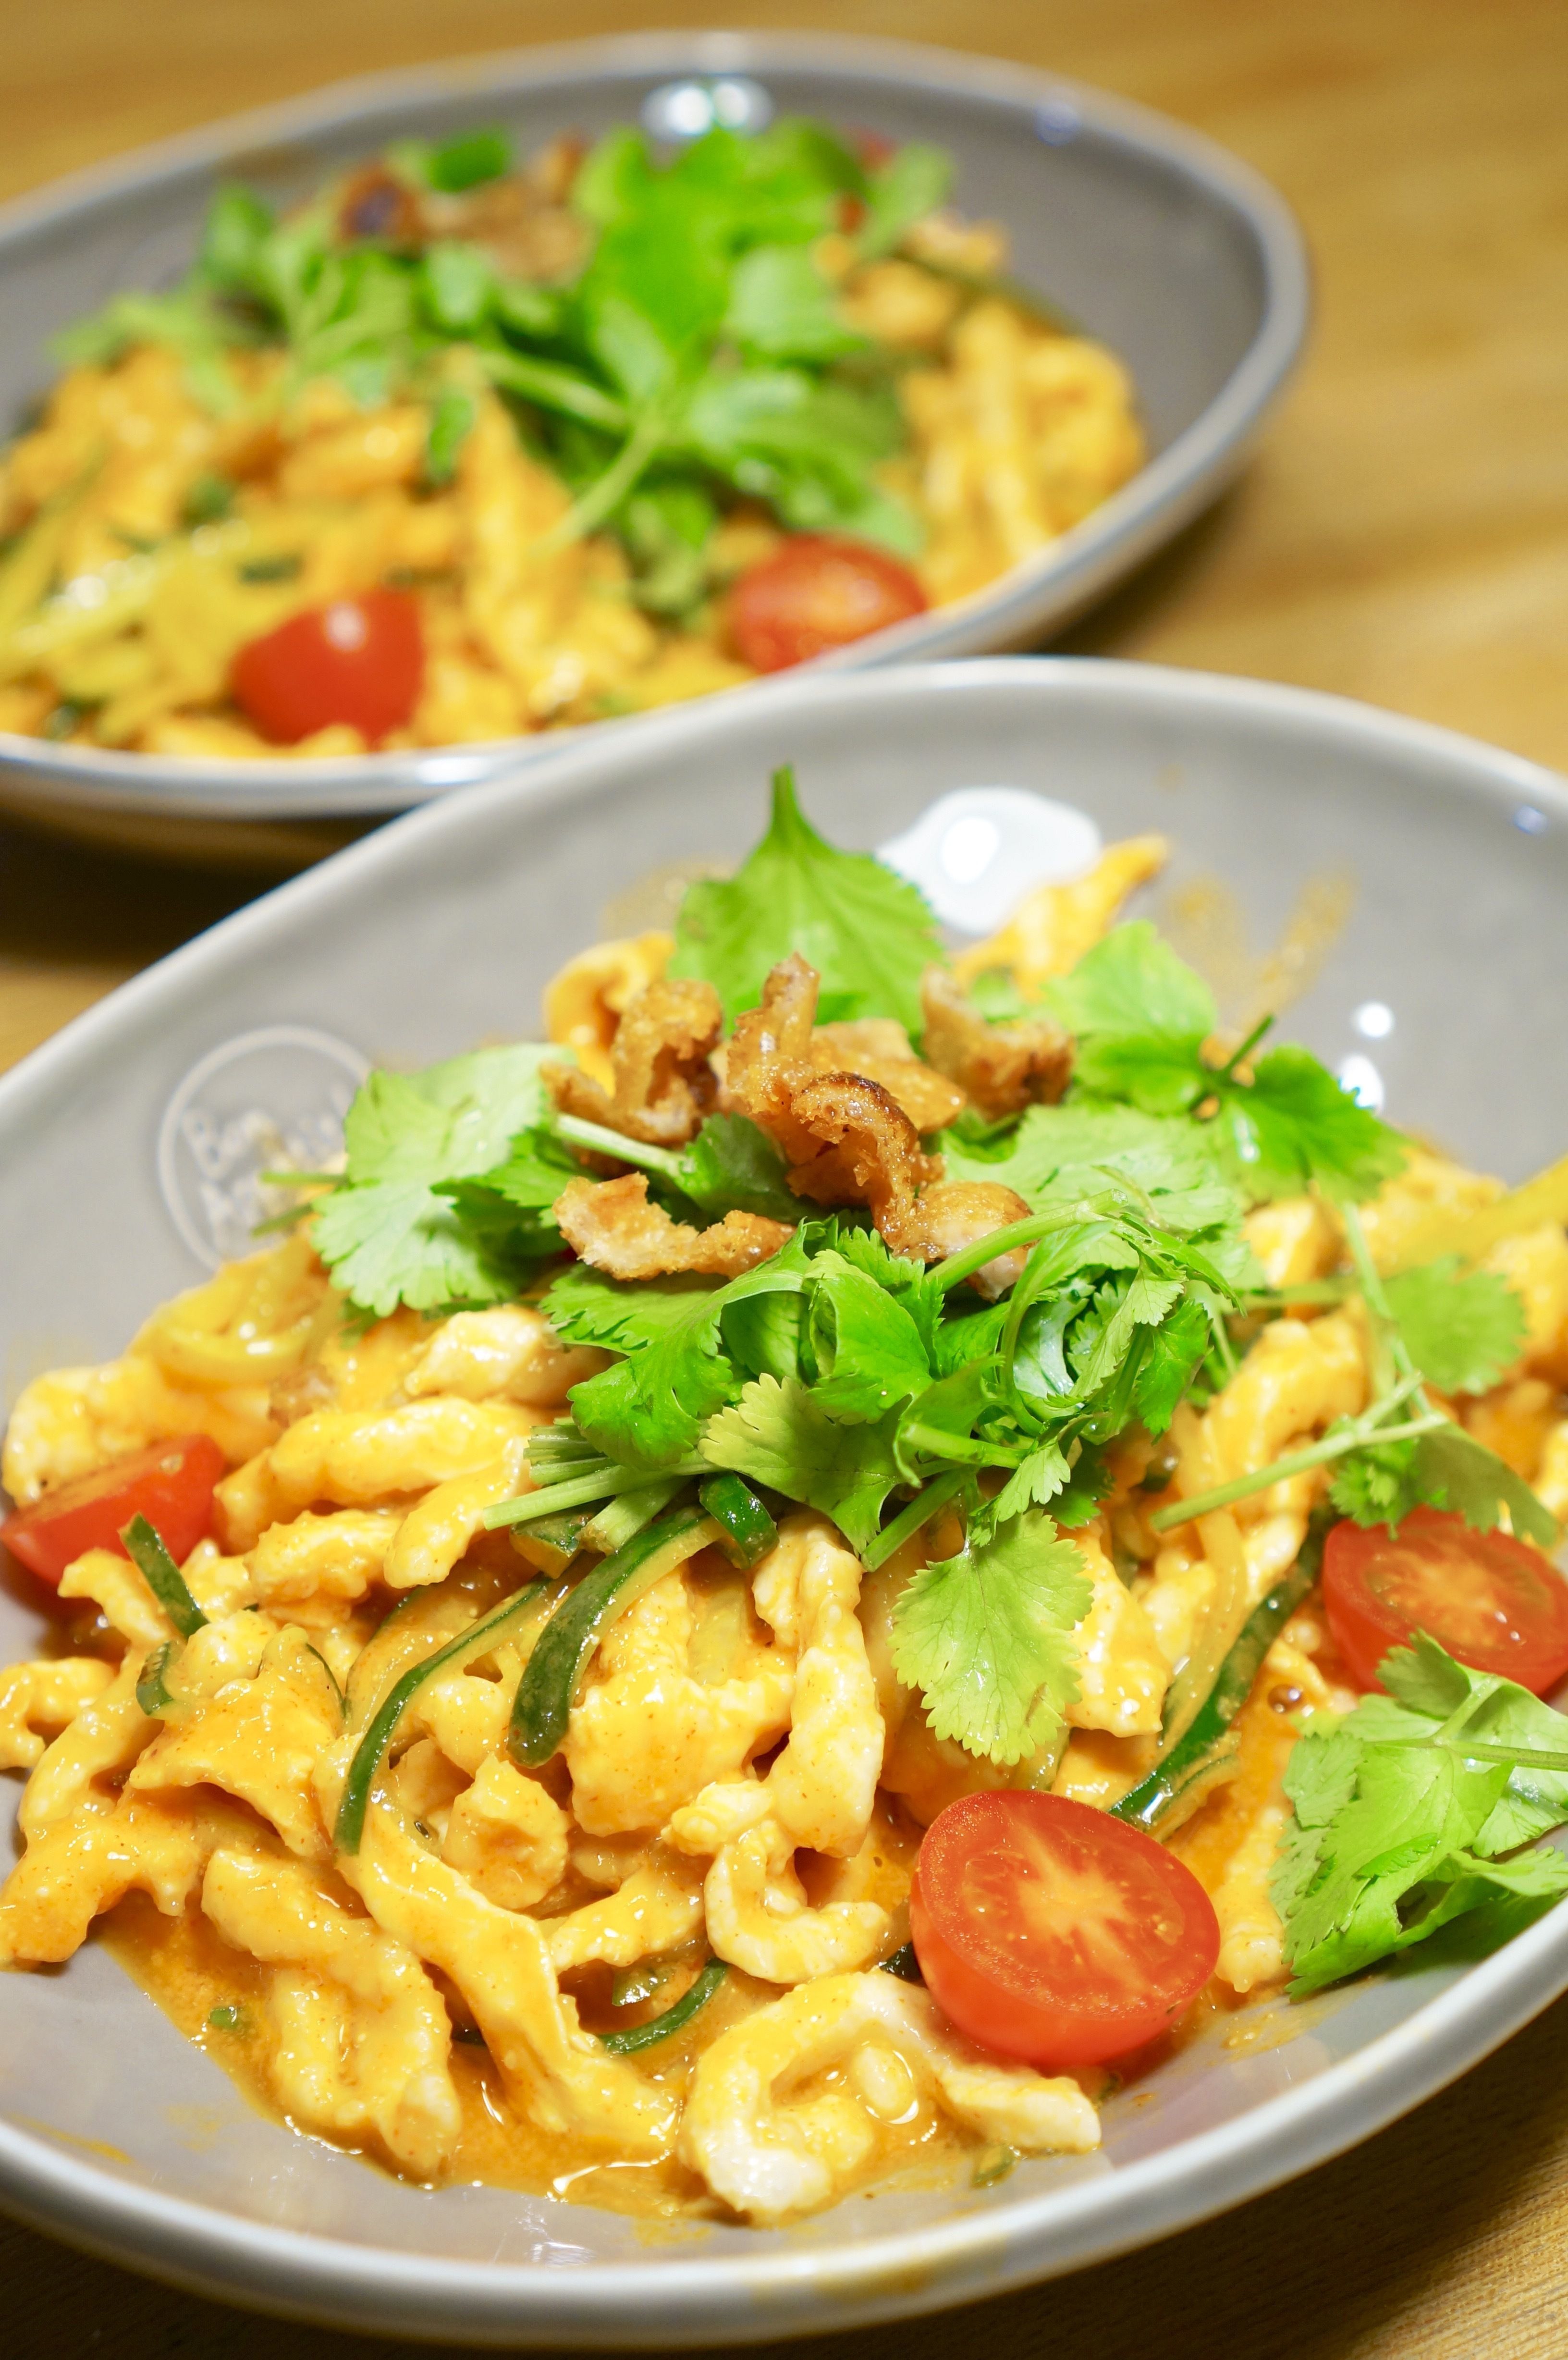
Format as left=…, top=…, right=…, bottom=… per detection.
left=4, top=0, right=1568, bottom=2349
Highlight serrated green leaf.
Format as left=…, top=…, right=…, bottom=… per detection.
left=670, top=767, right=943, bottom=1031
left=1384, top=1257, right=1527, bottom=1395
left=889, top=1508, right=1091, bottom=1765
left=700, top=1373, right=903, bottom=1554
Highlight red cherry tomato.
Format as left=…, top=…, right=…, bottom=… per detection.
left=909, top=1790, right=1220, bottom=2069
left=1323, top=1507, right=1568, bottom=1696
left=231, top=590, right=423, bottom=745
left=729, top=535, right=928, bottom=672
left=0, top=1434, right=226, bottom=1591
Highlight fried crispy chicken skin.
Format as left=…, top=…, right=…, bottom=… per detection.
left=721, top=956, right=944, bottom=1254
left=914, top=1181, right=1034, bottom=1298
left=809, top=1020, right=966, bottom=1134
left=554, top=1174, right=792, bottom=1280
left=919, top=968, right=1072, bottom=1122
left=546, top=977, right=722, bottom=1148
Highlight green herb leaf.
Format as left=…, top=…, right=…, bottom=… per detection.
left=312, top=1046, right=561, bottom=1317
left=856, top=143, right=954, bottom=262
left=1214, top=1045, right=1408, bottom=1205
left=671, top=766, right=943, bottom=1029
left=1274, top=1636, right=1568, bottom=1992
left=701, top=1372, right=904, bottom=1554
left=1384, top=1257, right=1527, bottom=1396
left=674, top=1112, right=799, bottom=1222
left=890, top=1508, right=1091, bottom=1764
left=1046, top=922, right=1215, bottom=1114
left=723, top=244, right=862, bottom=363
left=1044, top=923, right=1407, bottom=1205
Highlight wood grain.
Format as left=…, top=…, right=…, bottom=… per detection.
left=2, top=0, right=1568, bottom=2348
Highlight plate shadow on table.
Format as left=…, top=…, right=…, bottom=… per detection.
left=8, top=1978, right=1568, bottom=2360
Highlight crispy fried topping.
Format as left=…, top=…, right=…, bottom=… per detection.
left=919, top=968, right=1072, bottom=1121
left=554, top=1175, right=792, bottom=1281
left=915, top=1181, right=1034, bottom=1299
left=780, top=1074, right=941, bottom=1256
left=810, top=1019, right=966, bottom=1134
left=723, top=957, right=943, bottom=1252
left=546, top=977, right=722, bottom=1148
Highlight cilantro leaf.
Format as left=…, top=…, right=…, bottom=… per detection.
left=938, top=1102, right=1254, bottom=1290
left=543, top=1262, right=726, bottom=1353
left=856, top=144, right=954, bottom=262
left=723, top=244, right=863, bottom=363
left=1046, top=923, right=1215, bottom=1116
left=700, top=1373, right=903, bottom=1554
left=1042, top=923, right=1407, bottom=1205
left=890, top=1508, right=1092, bottom=1765
left=561, top=1250, right=809, bottom=1473
left=675, top=1112, right=799, bottom=1222
left=1213, top=1045, right=1408, bottom=1205
left=1326, top=1412, right=1556, bottom=1546
left=312, top=1046, right=561, bottom=1317
left=804, top=1260, right=933, bottom=1421
left=1132, top=1294, right=1213, bottom=1436
left=1380, top=1634, right=1568, bottom=1854
left=670, top=766, right=943, bottom=1030
left=1275, top=1637, right=1568, bottom=1992
left=1407, top=1424, right=1557, bottom=1548
left=1384, top=1257, right=1527, bottom=1395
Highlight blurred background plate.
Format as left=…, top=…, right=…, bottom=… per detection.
left=0, top=31, right=1308, bottom=861
left=0, top=656, right=1564, bottom=2342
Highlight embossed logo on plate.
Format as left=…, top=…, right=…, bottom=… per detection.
left=157, top=1026, right=369, bottom=1269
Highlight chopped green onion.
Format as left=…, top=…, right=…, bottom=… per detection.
left=1112, top=1528, right=1324, bottom=1835
left=510, top=1505, right=592, bottom=1577
left=878, top=1941, right=924, bottom=1984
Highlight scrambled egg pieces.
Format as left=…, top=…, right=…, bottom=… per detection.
left=0, top=253, right=1141, bottom=760
left=5, top=1165, right=1558, bottom=2225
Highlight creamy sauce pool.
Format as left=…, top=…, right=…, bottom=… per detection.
left=101, top=1811, right=974, bottom=2225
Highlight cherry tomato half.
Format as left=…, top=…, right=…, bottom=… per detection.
left=231, top=590, right=423, bottom=745
left=0, top=1433, right=226, bottom=1590
left=909, top=1790, right=1220, bottom=2070
left=1323, top=1506, right=1568, bottom=1696
left=729, top=535, right=928, bottom=672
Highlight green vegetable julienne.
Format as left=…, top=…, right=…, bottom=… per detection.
left=508, top=1507, right=720, bottom=1767
left=599, top=1957, right=728, bottom=2054
left=334, top=1581, right=548, bottom=1854
left=120, top=1514, right=207, bottom=1638
left=1113, top=1526, right=1325, bottom=1835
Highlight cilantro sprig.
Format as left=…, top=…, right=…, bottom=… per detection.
left=56, top=119, right=959, bottom=607
left=1276, top=1635, right=1568, bottom=1993
left=1044, top=923, right=1409, bottom=1205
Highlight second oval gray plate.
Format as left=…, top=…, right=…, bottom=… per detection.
left=0, top=658, right=1565, bottom=2341
left=0, top=31, right=1308, bottom=854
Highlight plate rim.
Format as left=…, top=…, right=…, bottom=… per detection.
left=0, top=28, right=1310, bottom=821
left=3, top=654, right=1565, bottom=2341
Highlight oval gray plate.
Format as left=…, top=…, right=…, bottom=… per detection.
left=0, top=31, right=1308, bottom=851
left=1, top=657, right=1561, bottom=2344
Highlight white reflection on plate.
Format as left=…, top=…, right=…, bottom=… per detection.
left=880, top=786, right=1101, bottom=934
